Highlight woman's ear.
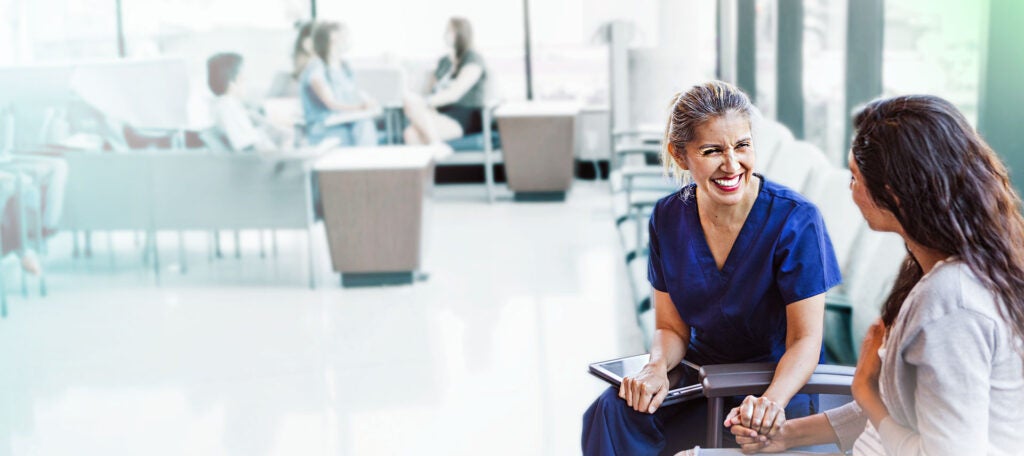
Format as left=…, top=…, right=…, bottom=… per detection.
left=670, top=144, right=689, bottom=171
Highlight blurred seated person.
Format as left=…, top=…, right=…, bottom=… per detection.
left=267, top=21, right=316, bottom=98
left=207, top=52, right=291, bottom=152
left=292, top=21, right=316, bottom=81
left=0, top=155, right=68, bottom=275
left=298, top=21, right=379, bottom=147
left=402, top=17, right=487, bottom=145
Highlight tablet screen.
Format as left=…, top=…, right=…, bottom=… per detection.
left=590, top=354, right=702, bottom=394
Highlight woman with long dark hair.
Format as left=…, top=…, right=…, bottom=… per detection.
left=725, top=95, right=1024, bottom=455
left=402, top=17, right=488, bottom=145
left=297, top=21, right=379, bottom=146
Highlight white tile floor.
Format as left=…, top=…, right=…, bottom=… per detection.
left=0, top=181, right=646, bottom=456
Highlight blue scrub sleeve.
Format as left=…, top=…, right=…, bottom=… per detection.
left=647, top=208, right=668, bottom=292
left=774, top=204, right=842, bottom=304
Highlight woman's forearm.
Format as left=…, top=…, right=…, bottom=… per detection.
left=783, top=413, right=842, bottom=448
left=763, top=336, right=820, bottom=407
left=648, top=328, right=686, bottom=371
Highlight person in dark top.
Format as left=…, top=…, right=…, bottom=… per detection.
left=581, top=81, right=842, bottom=455
left=402, top=17, right=487, bottom=145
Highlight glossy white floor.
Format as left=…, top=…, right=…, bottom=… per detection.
left=0, top=181, right=645, bottom=456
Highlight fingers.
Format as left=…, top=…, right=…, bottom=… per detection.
left=766, top=408, right=786, bottom=438
left=636, top=382, right=653, bottom=412
left=632, top=379, right=645, bottom=412
left=739, top=396, right=756, bottom=428
left=648, top=384, right=668, bottom=414
left=724, top=406, right=741, bottom=427
left=730, top=424, right=759, bottom=439
left=750, top=398, right=768, bottom=433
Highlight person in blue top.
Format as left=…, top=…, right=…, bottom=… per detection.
left=298, top=21, right=379, bottom=147
left=582, top=81, right=842, bottom=455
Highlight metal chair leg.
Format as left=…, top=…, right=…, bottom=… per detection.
left=151, top=230, right=161, bottom=284
left=307, top=228, right=317, bottom=289
left=72, top=230, right=80, bottom=258
left=272, top=230, right=279, bottom=257
left=234, top=230, right=241, bottom=259
left=84, top=230, right=93, bottom=258
left=178, top=231, right=187, bottom=274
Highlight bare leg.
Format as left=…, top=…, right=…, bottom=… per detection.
left=403, top=125, right=427, bottom=145
left=402, top=93, right=438, bottom=143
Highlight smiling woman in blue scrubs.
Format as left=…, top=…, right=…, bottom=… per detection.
left=582, top=81, right=841, bottom=455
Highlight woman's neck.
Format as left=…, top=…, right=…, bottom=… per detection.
left=905, top=238, right=949, bottom=275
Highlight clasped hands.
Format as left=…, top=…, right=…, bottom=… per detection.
left=724, top=395, right=789, bottom=453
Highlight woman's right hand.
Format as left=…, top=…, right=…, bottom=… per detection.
left=725, top=407, right=790, bottom=453
left=618, top=362, right=670, bottom=414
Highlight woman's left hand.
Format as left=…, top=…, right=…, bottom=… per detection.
left=730, top=395, right=786, bottom=436
left=852, top=319, right=889, bottom=423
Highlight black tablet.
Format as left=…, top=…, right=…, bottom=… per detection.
left=588, top=354, right=704, bottom=407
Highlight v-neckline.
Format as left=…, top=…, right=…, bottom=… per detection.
left=687, top=175, right=768, bottom=277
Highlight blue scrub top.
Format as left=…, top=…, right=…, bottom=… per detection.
left=648, top=175, right=841, bottom=366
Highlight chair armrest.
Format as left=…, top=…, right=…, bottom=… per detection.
left=700, top=363, right=855, bottom=398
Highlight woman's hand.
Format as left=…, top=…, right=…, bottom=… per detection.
left=725, top=395, right=786, bottom=436
left=619, top=362, right=670, bottom=414
left=725, top=406, right=790, bottom=453
left=852, top=319, right=890, bottom=426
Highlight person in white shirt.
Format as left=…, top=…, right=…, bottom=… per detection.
left=206, top=52, right=290, bottom=152
left=718, top=95, right=1024, bottom=456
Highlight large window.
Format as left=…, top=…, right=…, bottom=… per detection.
left=0, top=0, right=119, bottom=65
left=120, top=0, right=308, bottom=98
left=528, top=0, right=658, bottom=104
left=318, top=0, right=527, bottom=101
left=883, top=0, right=984, bottom=125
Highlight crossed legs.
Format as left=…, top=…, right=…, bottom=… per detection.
left=402, top=92, right=464, bottom=145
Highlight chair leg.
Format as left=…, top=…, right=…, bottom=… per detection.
left=107, top=232, right=115, bottom=269
left=72, top=230, right=80, bottom=258
left=307, top=228, right=316, bottom=289
left=272, top=230, right=279, bottom=258
left=705, top=397, right=725, bottom=448
left=234, top=230, right=241, bottom=259
left=151, top=230, right=161, bottom=284
left=214, top=231, right=223, bottom=259
left=33, top=209, right=45, bottom=296
left=178, top=231, right=187, bottom=274
left=84, top=230, right=93, bottom=258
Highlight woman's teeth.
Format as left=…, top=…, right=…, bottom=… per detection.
left=713, top=175, right=741, bottom=187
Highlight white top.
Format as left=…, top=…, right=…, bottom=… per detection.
left=494, top=101, right=581, bottom=118
left=212, top=96, right=275, bottom=152
left=313, top=146, right=444, bottom=171
left=825, top=259, right=1024, bottom=455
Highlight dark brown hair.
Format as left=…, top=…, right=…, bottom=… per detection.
left=449, top=17, right=473, bottom=71
left=852, top=95, right=1024, bottom=346
left=661, top=80, right=753, bottom=184
left=206, top=52, right=243, bottom=96
left=312, top=21, right=342, bottom=64
left=292, top=21, right=315, bottom=59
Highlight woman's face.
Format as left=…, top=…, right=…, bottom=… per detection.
left=677, top=111, right=756, bottom=207
left=444, top=25, right=456, bottom=49
left=329, top=29, right=350, bottom=58
left=848, top=152, right=903, bottom=233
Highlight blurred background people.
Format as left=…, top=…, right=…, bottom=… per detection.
left=402, top=17, right=487, bottom=145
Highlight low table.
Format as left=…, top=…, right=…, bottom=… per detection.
left=314, top=146, right=442, bottom=287
left=495, top=101, right=580, bottom=201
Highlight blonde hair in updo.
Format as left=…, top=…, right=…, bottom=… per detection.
left=661, top=81, right=754, bottom=185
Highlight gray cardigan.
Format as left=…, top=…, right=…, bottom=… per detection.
left=824, top=260, right=1024, bottom=455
